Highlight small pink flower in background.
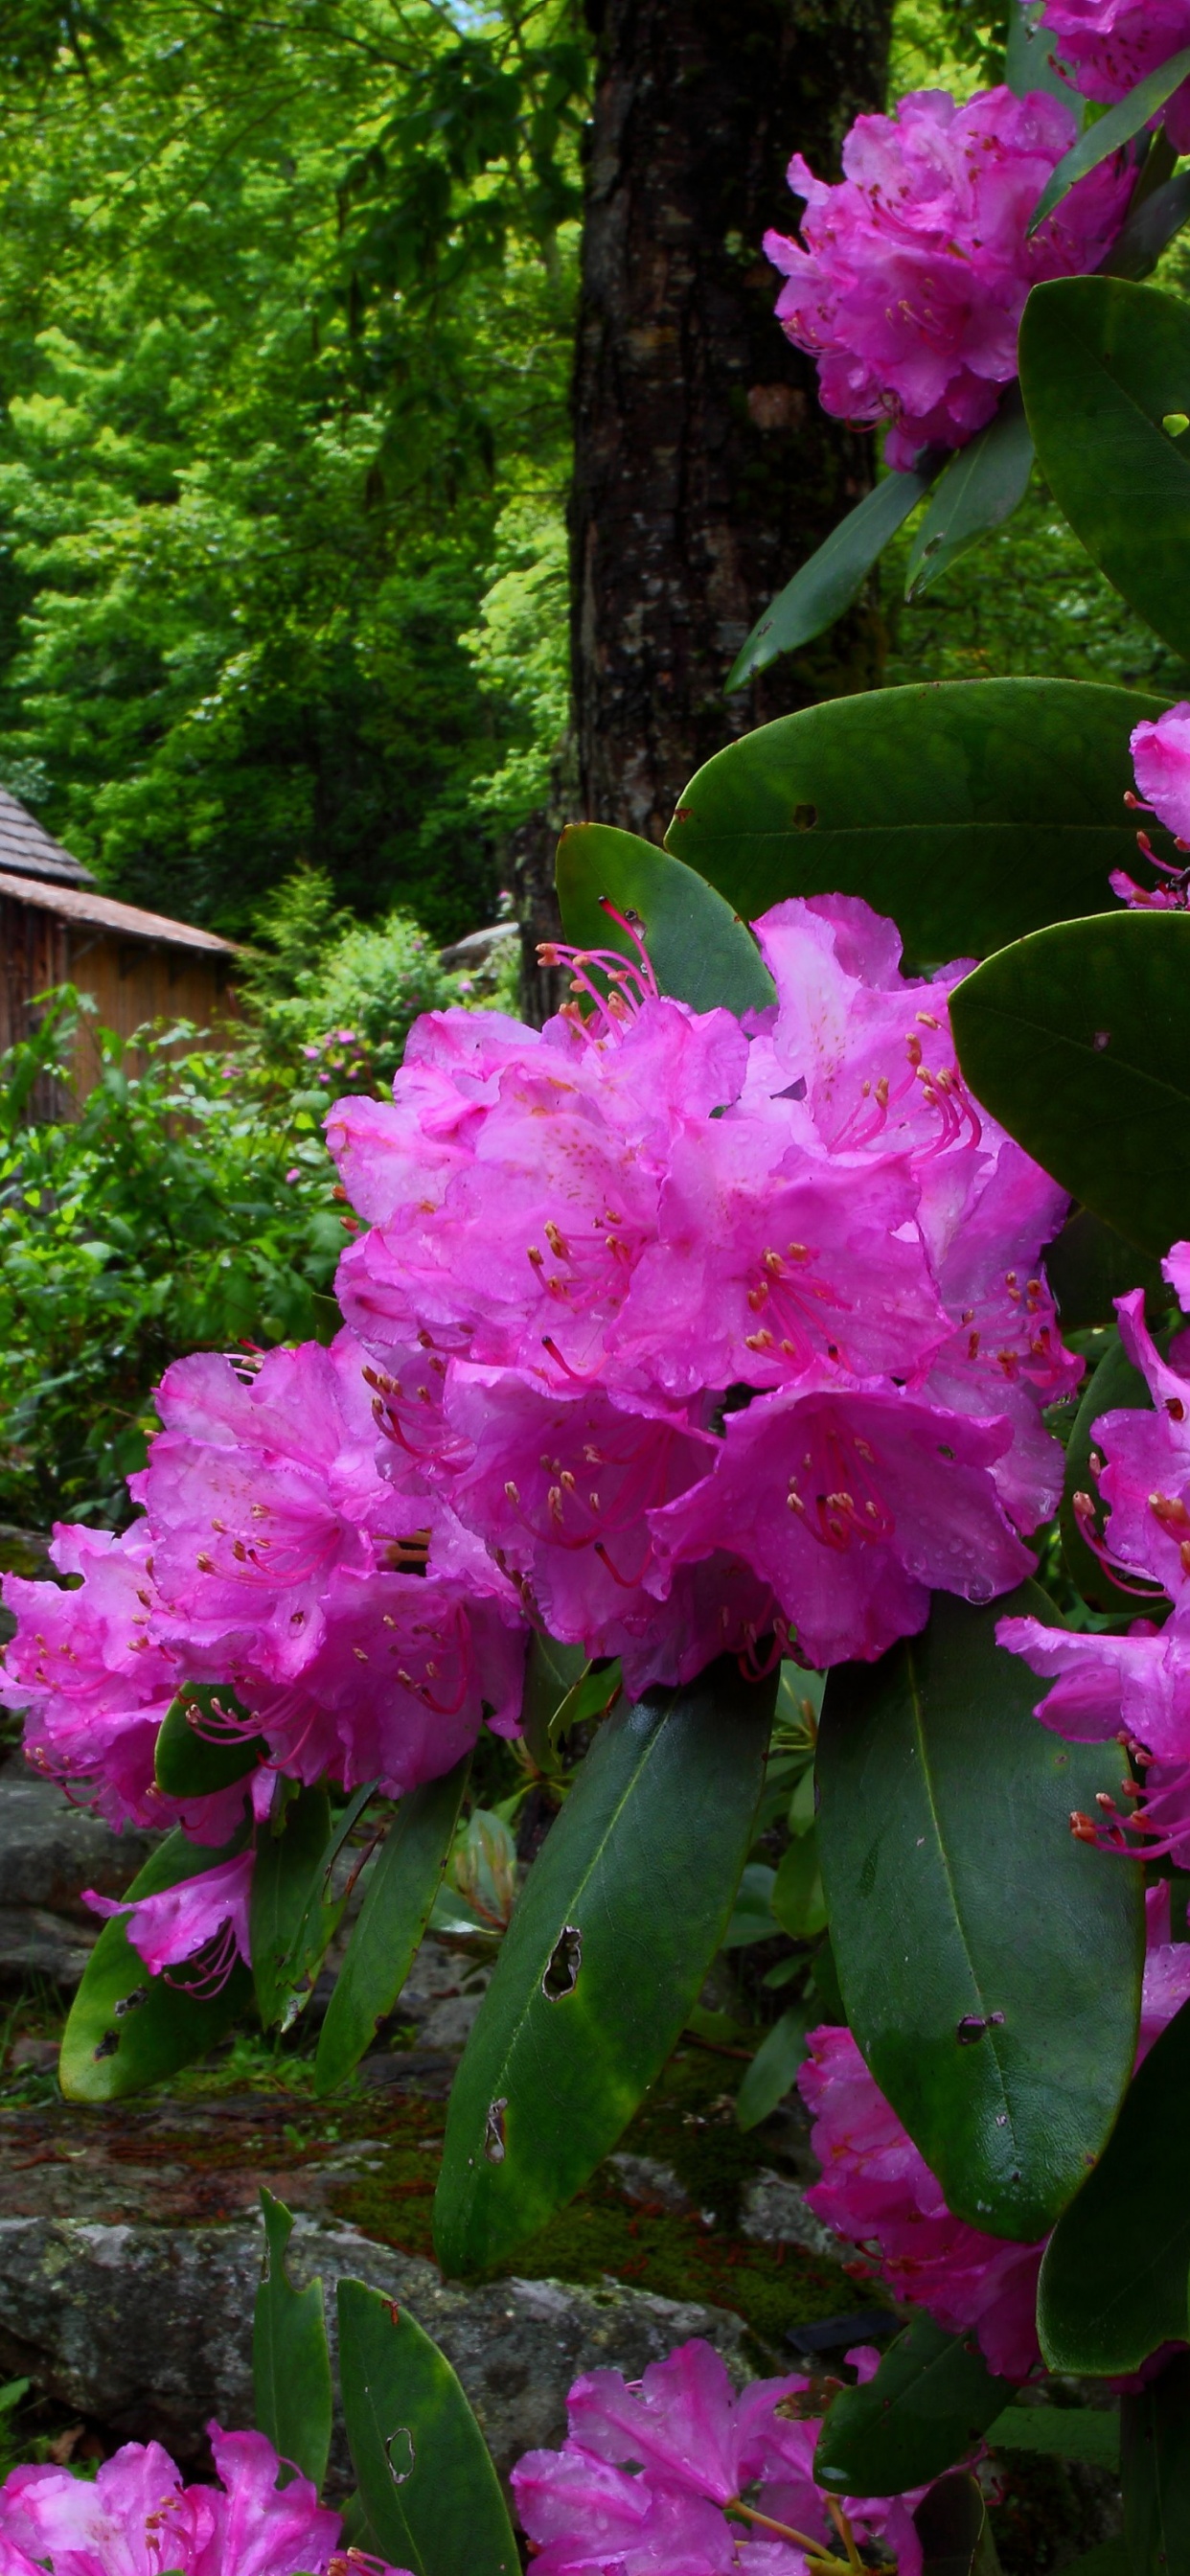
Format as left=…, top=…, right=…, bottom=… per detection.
left=511, top=2338, right=926, bottom=2576
left=764, top=86, right=1131, bottom=470
left=84, top=1848, right=255, bottom=1987
left=1038, top=1, right=1190, bottom=154
left=0, top=2423, right=403, bottom=2576
left=284, top=1166, right=300, bottom=1184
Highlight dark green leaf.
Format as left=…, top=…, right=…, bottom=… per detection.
left=1038, top=1994, right=1190, bottom=2373
left=1062, top=2546, right=1131, bottom=2576
left=337, top=2278, right=517, bottom=2576
left=726, top=469, right=934, bottom=687
left=815, top=2314, right=1016, bottom=2497
left=771, top=1829, right=827, bottom=1940
left=816, top=1587, right=1145, bottom=2240
left=519, top=1633, right=587, bottom=1769
left=554, top=822, right=774, bottom=1018
left=433, top=1658, right=776, bottom=2274
left=735, top=2001, right=813, bottom=2130
left=253, top=2188, right=332, bottom=2492
left=314, top=1756, right=470, bottom=2095
left=154, top=1683, right=263, bottom=1798
left=1019, top=277, right=1190, bottom=658
left=1061, top=1328, right=1160, bottom=1615
left=1101, top=172, right=1190, bottom=283
left=59, top=1828, right=252, bottom=2102
left=664, top=680, right=1165, bottom=969
left=988, top=2404, right=1120, bottom=2468
left=251, top=1785, right=337, bottom=2033
left=721, top=1859, right=778, bottom=1948
left=1029, top=55, right=1190, bottom=233
left=905, top=393, right=1033, bottom=599
left=547, top=1658, right=623, bottom=1752
left=1045, top=1208, right=1168, bottom=1333
left=1123, top=2350, right=1190, bottom=2576
left=950, top=911, right=1190, bottom=1257
left=1006, top=1, right=1085, bottom=109
left=915, top=2472, right=1002, bottom=2576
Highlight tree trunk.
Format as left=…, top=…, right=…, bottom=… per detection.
left=573, top=0, right=891, bottom=838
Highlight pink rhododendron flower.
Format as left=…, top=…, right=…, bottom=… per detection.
left=511, top=2338, right=925, bottom=2576
left=999, top=1273, right=1190, bottom=1862
left=1038, top=2, right=1190, bottom=154
left=1111, top=704, right=1190, bottom=907
left=331, top=895, right=1077, bottom=1681
left=764, top=86, right=1131, bottom=469
left=84, top=1849, right=255, bottom=1987
left=0, top=2423, right=403, bottom=2576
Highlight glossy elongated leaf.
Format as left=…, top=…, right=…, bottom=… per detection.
left=254, top=2189, right=332, bottom=2492
left=1029, top=55, right=1190, bottom=232
left=154, top=1683, right=263, bottom=1798
left=905, top=394, right=1033, bottom=599
left=950, top=911, right=1190, bottom=1257
left=1102, top=172, right=1190, bottom=283
left=735, top=2002, right=813, bottom=2130
left=1044, top=1207, right=1167, bottom=1332
left=771, top=1828, right=827, bottom=1939
left=337, top=2279, right=517, bottom=2576
left=721, top=1859, right=778, bottom=1948
left=815, top=2315, right=1016, bottom=2497
left=988, top=2405, right=1120, bottom=2468
left=251, top=1785, right=337, bottom=2032
left=1006, top=0, right=1084, bottom=108
left=433, top=1659, right=776, bottom=2274
left=519, top=1633, right=587, bottom=1770
left=1061, top=1328, right=1159, bottom=1615
left=1038, top=1995, right=1190, bottom=2373
left=816, top=1587, right=1144, bottom=2240
left=314, top=1756, right=470, bottom=2095
left=1123, top=2350, right=1190, bottom=2576
left=726, top=469, right=934, bottom=687
left=664, top=680, right=1165, bottom=969
left=915, top=2473, right=1001, bottom=2576
left=1019, top=277, right=1190, bottom=659
left=554, top=822, right=773, bottom=1017
left=59, top=1828, right=252, bottom=2102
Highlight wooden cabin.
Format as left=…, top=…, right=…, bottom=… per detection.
left=0, top=788, right=240, bottom=1113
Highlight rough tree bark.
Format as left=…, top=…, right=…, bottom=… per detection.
left=516, top=0, right=892, bottom=1021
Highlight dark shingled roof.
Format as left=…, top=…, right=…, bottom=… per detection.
left=0, top=786, right=96, bottom=888
left=0, top=871, right=238, bottom=955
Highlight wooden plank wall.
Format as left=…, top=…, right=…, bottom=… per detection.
left=1, top=890, right=240, bottom=1117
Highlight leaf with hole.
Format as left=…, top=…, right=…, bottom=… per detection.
left=253, top=2189, right=332, bottom=2492
left=1019, top=277, right=1190, bottom=658
left=950, top=911, right=1190, bottom=1257
left=1038, top=1995, right=1190, bottom=2373
left=337, top=2279, right=517, bottom=2576
left=816, top=1587, right=1144, bottom=2240
left=725, top=468, right=936, bottom=687
left=665, top=680, right=1164, bottom=969
left=314, top=1756, right=470, bottom=2095
left=554, top=822, right=773, bottom=1017
left=58, top=1828, right=251, bottom=2102
left=815, top=2314, right=1016, bottom=2497
left=905, top=392, right=1033, bottom=600
left=1028, top=56, right=1190, bottom=233
left=154, top=1683, right=263, bottom=1799
left=433, top=1658, right=775, bottom=2274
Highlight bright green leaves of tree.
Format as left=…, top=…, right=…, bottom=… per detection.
left=59, top=1828, right=252, bottom=2102
left=433, top=1659, right=776, bottom=2274
left=337, top=2282, right=518, bottom=2576
left=555, top=823, right=773, bottom=1016
left=1019, top=278, right=1190, bottom=666
left=254, top=2189, right=333, bottom=2493
left=816, top=1589, right=1144, bottom=2242
left=663, top=681, right=1161, bottom=969
left=950, top=913, right=1190, bottom=1257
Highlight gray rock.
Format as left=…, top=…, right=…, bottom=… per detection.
left=606, top=2152, right=693, bottom=2215
left=740, top=2169, right=841, bottom=2263
left=437, top=924, right=518, bottom=975
left=0, top=2213, right=750, bottom=2486
left=0, top=1770, right=158, bottom=1919
left=0, top=1905, right=96, bottom=1991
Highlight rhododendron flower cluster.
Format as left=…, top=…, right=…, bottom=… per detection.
left=1038, top=1, right=1190, bottom=156
left=1000, top=1258, right=1190, bottom=1864
left=511, top=2336, right=927, bottom=2576
left=763, top=86, right=1131, bottom=470
left=1112, top=703, right=1190, bottom=908
left=328, top=894, right=1078, bottom=1685
left=798, top=1885, right=1190, bottom=2378
left=0, top=2422, right=407, bottom=2576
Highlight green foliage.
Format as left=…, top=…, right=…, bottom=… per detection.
left=1039, top=1996, right=1190, bottom=2372
left=555, top=823, right=775, bottom=1017
left=314, top=1758, right=471, bottom=2097
left=815, top=2315, right=1016, bottom=2497
left=0, top=997, right=345, bottom=1528
left=254, top=2187, right=333, bottom=2494
left=338, top=2282, right=519, bottom=2576
left=245, top=870, right=469, bottom=1092
left=58, top=1826, right=253, bottom=2102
